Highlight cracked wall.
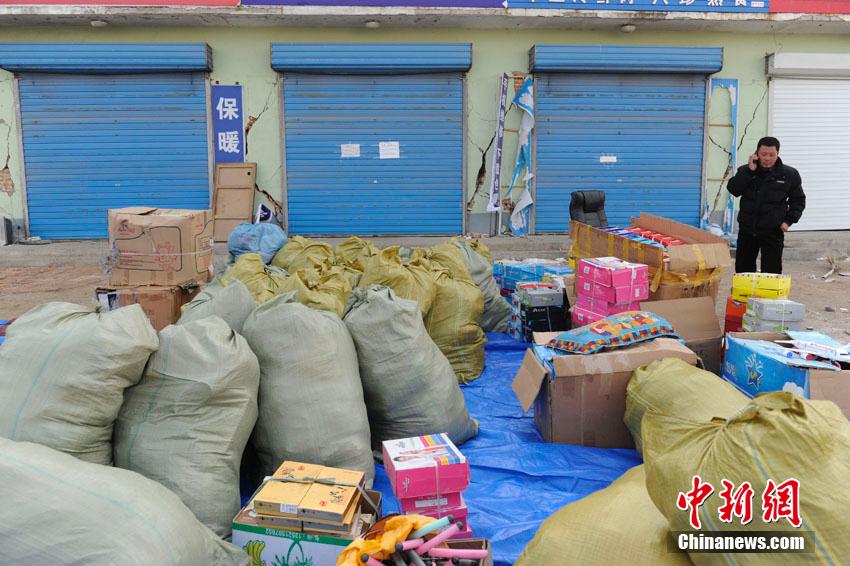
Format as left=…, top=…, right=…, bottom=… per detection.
left=0, top=26, right=848, bottom=233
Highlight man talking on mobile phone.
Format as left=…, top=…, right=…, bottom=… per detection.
left=727, top=136, right=806, bottom=274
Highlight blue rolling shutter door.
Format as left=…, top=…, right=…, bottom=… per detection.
left=283, top=73, right=464, bottom=235
left=535, top=73, right=707, bottom=232
left=18, top=73, right=210, bottom=239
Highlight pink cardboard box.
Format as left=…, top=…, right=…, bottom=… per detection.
left=575, top=294, right=640, bottom=316
left=418, top=496, right=469, bottom=523
left=400, top=492, right=464, bottom=514
left=577, top=275, right=649, bottom=304
left=571, top=306, right=605, bottom=327
left=577, top=257, right=649, bottom=287
left=383, top=434, right=470, bottom=500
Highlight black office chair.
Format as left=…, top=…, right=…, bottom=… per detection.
left=569, top=190, right=608, bottom=228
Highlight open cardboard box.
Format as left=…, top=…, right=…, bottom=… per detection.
left=570, top=213, right=732, bottom=301
left=512, top=335, right=698, bottom=448
left=723, top=332, right=850, bottom=418
left=641, top=296, right=723, bottom=375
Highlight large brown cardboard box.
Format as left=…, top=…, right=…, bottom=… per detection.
left=108, top=207, right=213, bottom=287
left=641, top=296, right=723, bottom=375
left=95, top=285, right=200, bottom=331
left=512, top=336, right=698, bottom=448
left=723, top=331, right=850, bottom=419
left=570, top=214, right=732, bottom=301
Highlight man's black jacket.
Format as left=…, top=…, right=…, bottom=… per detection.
left=727, top=156, right=806, bottom=236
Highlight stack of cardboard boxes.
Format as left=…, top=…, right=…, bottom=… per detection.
left=508, top=282, right=569, bottom=342
left=743, top=298, right=805, bottom=332
left=572, top=257, right=649, bottom=327
left=232, top=461, right=382, bottom=565
left=97, top=207, right=213, bottom=330
left=724, top=272, right=793, bottom=333
left=383, top=434, right=473, bottom=539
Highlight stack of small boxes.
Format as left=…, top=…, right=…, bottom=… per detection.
left=743, top=298, right=806, bottom=332
left=572, top=257, right=649, bottom=327
left=726, top=273, right=793, bottom=333
left=508, top=282, right=569, bottom=342
left=383, top=434, right=473, bottom=540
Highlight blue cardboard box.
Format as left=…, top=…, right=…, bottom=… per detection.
left=722, top=332, right=850, bottom=417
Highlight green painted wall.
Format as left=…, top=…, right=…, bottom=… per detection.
left=1, top=26, right=849, bottom=233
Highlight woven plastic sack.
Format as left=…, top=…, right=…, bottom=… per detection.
left=343, top=286, right=478, bottom=451
left=242, top=293, right=374, bottom=483
left=227, top=222, right=288, bottom=264
left=358, top=247, right=436, bottom=316
left=422, top=263, right=486, bottom=384
left=0, top=438, right=249, bottom=565
left=114, top=317, right=260, bottom=538
left=271, top=235, right=335, bottom=272
left=625, top=358, right=749, bottom=455
left=335, top=236, right=379, bottom=271
left=278, top=266, right=353, bottom=317
left=517, top=465, right=691, bottom=566
left=549, top=311, right=677, bottom=354
left=644, top=393, right=850, bottom=565
left=0, top=302, right=157, bottom=466
left=221, top=252, right=289, bottom=303
left=177, top=278, right=255, bottom=334
left=451, top=238, right=511, bottom=332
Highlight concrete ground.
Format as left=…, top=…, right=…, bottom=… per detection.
left=2, top=233, right=849, bottom=341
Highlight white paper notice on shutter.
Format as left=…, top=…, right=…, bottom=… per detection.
left=379, top=141, right=400, bottom=160
left=341, top=144, right=360, bottom=158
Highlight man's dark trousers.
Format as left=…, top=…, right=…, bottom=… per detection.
left=736, top=230, right=784, bottom=274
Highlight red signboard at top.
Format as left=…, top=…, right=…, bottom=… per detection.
left=771, top=0, right=850, bottom=11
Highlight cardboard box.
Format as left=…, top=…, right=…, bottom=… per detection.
left=400, top=491, right=464, bottom=514
left=108, top=207, right=213, bottom=287
left=214, top=188, right=254, bottom=219
left=95, top=285, right=199, bottom=332
left=571, top=306, right=605, bottom=327
left=232, top=491, right=381, bottom=565
left=512, top=336, right=698, bottom=447
left=577, top=257, right=649, bottom=287
left=440, top=539, right=493, bottom=566
left=577, top=276, right=649, bottom=304
left=215, top=162, right=256, bottom=189
left=722, top=332, right=850, bottom=418
left=516, top=283, right=564, bottom=308
left=570, top=214, right=731, bottom=301
left=731, top=272, right=791, bottom=302
left=416, top=495, right=469, bottom=522
left=745, top=298, right=805, bottom=322
left=576, top=294, right=639, bottom=316
left=741, top=314, right=802, bottom=333
left=641, top=297, right=723, bottom=375
left=383, top=434, right=470, bottom=500
left=213, top=218, right=246, bottom=243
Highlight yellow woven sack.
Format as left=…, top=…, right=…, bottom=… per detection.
left=271, top=235, right=334, bottom=272
left=423, top=263, right=485, bottom=384
left=221, top=253, right=288, bottom=303
left=517, top=465, right=692, bottom=566
left=644, top=393, right=850, bottom=565
left=625, top=358, right=749, bottom=455
left=358, top=247, right=436, bottom=316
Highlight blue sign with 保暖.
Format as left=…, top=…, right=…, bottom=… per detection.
left=212, top=84, right=245, bottom=163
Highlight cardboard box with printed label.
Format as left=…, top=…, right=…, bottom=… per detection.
left=722, top=332, right=850, bottom=418
left=232, top=491, right=381, bottom=566
left=512, top=336, right=698, bottom=447
left=95, top=285, right=199, bottom=332
left=570, top=214, right=731, bottom=302
left=641, top=296, right=723, bottom=375
left=383, top=434, right=470, bottom=500
left=108, top=207, right=213, bottom=287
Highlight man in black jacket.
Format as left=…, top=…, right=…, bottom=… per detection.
left=727, top=136, right=806, bottom=274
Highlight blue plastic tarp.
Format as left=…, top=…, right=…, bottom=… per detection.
left=372, top=333, right=642, bottom=565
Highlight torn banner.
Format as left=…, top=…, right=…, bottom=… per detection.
left=509, top=77, right=534, bottom=235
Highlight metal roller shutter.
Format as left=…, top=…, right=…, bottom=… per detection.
left=18, top=72, right=211, bottom=240
left=769, top=77, right=850, bottom=231
left=534, top=72, right=707, bottom=232
left=282, top=72, right=464, bottom=235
